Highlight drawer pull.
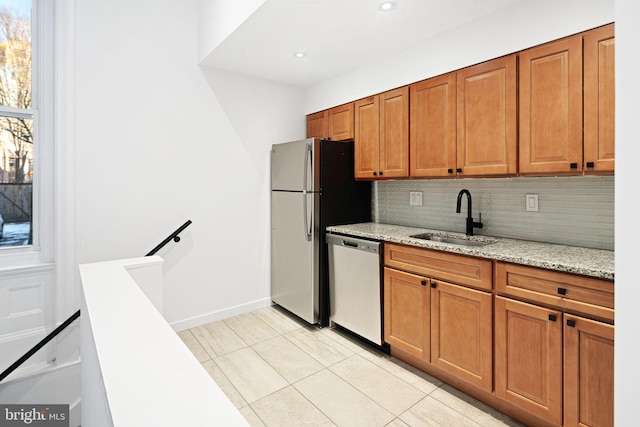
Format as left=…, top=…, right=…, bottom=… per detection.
left=557, top=287, right=567, bottom=295
left=567, top=319, right=576, bottom=327
left=549, top=314, right=557, bottom=322
left=421, top=280, right=427, bottom=286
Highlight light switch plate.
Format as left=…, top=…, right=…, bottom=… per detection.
left=526, top=194, right=539, bottom=212
left=410, top=191, right=423, bottom=206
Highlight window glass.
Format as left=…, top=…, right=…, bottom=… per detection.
left=0, top=0, right=31, bottom=248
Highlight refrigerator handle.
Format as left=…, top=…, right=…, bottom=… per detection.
left=303, top=143, right=312, bottom=241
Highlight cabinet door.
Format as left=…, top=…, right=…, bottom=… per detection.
left=410, top=73, right=457, bottom=177
left=583, top=24, right=615, bottom=174
left=328, top=103, right=354, bottom=141
left=456, top=55, right=517, bottom=176
left=564, top=314, right=614, bottom=427
left=519, top=35, right=583, bottom=175
left=379, top=87, right=409, bottom=178
left=430, top=280, right=492, bottom=391
left=307, top=110, right=328, bottom=139
left=383, top=267, right=430, bottom=360
left=354, top=95, right=380, bottom=179
left=495, top=296, right=563, bottom=425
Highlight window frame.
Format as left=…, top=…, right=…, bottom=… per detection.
left=0, top=0, right=54, bottom=268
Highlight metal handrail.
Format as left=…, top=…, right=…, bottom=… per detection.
left=0, top=219, right=193, bottom=383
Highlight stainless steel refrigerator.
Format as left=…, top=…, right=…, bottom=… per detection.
left=271, top=138, right=371, bottom=326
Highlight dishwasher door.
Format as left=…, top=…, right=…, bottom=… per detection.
left=326, top=233, right=382, bottom=345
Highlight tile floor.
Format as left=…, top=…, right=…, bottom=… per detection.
left=178, top=305, right=525, bottom=427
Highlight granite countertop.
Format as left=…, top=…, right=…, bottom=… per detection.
left=326, top=222, right=614, bottom=280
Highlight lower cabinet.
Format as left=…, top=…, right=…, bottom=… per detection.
left=495, top=296, right=614, bottom=427
left=383, top=255, right=493, bottom=393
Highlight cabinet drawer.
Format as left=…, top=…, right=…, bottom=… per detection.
left=384, top=243, right=492, bottom=291
left=495, top=262, right=614, bottom=322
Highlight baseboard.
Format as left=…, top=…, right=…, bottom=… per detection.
left=169, top=297, right=272, bottom=331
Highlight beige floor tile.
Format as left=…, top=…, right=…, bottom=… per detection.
left=251, top=386, right=336, bottom=427
left=239, top=406, right=266, bottom=427
left=330, top=354, right=425, bottom=416
left=385, top=419, right=411, bottom=427
left=252, top=306, right=304, bottom=334
left=215, top=347, right=289, bottom=404
left=358, top=348, right=443, bottom=394
left=252, top=335, right=324, bottom=383
left=192, top=320, right=247, bottom=357
left=400, top=395, right=481, bottom=427
left=319, top=326, right=372, bottom=354
left=201, top=359, right=248, bottom=409
left=177, top=329, right=211, bottom=363
left=224, top=312, right=280, bottom=346
left=295, top=369, right=395, bottom=427
left=284, top=327, right=354, bottom=367
left=431, top=384, right=526, bottom=427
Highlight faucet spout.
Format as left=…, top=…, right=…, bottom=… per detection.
left=456, top=189, right=483, bottom=236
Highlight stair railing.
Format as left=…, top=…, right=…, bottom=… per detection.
left=0, top=219, right=193, bottom=383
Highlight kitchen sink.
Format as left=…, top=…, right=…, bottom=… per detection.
left=409, top=233, right=497, bottom=247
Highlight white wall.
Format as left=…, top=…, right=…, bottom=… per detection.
left=305, top=0, right=615, bottom=113
left=614, top=0, right=639, bottom=424
left=69, top=0, right=304, bottom=329
left=197, top=0, right=267, bottom=63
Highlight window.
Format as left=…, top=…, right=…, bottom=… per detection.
left=0, top=0, right=33, bottom=248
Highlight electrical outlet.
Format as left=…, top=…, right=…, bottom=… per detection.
left=525, top=194, right=539, bottom=212
left=410, top=191, right=423, bottom=206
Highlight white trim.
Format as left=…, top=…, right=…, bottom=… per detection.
left=169, top=297, right=272, bottom=332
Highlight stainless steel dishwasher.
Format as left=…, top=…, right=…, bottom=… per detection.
left=326, top=233, right=382, bottom=345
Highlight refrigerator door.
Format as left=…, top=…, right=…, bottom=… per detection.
left=271, top=138, right=318, bottom=192
left=271, top=190, right=319, bottom=324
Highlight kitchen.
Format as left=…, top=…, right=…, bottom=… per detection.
left=0, top=0, right=635, bottom=425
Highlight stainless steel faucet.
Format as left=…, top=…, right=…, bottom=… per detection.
left=456, top=189, right=483, bottom=236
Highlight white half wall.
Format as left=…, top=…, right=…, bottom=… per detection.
left=304, top=0, right=615, bottom=113
left=69, top=0, right=304, bottom=329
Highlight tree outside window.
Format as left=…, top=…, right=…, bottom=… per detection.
left=0, top=0, right=32, bottom=247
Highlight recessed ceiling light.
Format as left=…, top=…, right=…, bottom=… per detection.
left=294, top=52, right=306, bottom=58
left=378, top=1, right=397, bottom=11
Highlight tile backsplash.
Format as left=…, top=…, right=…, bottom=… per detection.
left=373, top=176, right=614, bottom=250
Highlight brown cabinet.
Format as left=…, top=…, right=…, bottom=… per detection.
left=519, top=35, right=584, bottom=175
left=583, top=24, right=615, bottom=174
left=456, top=55, right=517, bottom=177
left=495, top=261, right=614, bottom=426
left=383, top=267, right=430, bottom=360
left=354, top=87, right=409, bottom=179
left=409, top=73, right=457, bottom=177
left=306, top=103, right=354, bottom=141
left=384, top=243, right=493, bottom=391
left=430, top=279, right=493, bottom=391
left=495, top=296, right=563, bottom=425
left=564, top=314, right=614, bottom=427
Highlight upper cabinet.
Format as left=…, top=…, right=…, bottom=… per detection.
left=519, top=35, right=583, bottom=175
left=520, top=25, right=615, bottom=176
left=354, top=87, right=409, bottom=179
left=456, top=55, right=517, bottom=177
left=409, top=73, right=457, bottom=178
left=306, top=103, right=355, bottom=141
left=583, top=24, right=615, bottom=174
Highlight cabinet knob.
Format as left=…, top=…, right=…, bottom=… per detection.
left=447, top=168, right=453, bottom=174
left=570, top=163, right=578, bottom=169
left=586, top=161, right=595, bottom=168
left=456, top=168, right=462, bottom=173
left=430, top=282, right=436, bottom=288
left=379, top=171, right=384, bottom=176
left=557, top=287, right=567, bottom=295
left=421, top=280, right=427, bottom=286
left=548, top=314, right=557, bottom=322
left=373, top=172, right=377, bottom=176
left=567, top=319, right=576, bottom=327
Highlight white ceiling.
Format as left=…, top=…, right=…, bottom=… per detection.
left=201, top=0, right=525, bottom=88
